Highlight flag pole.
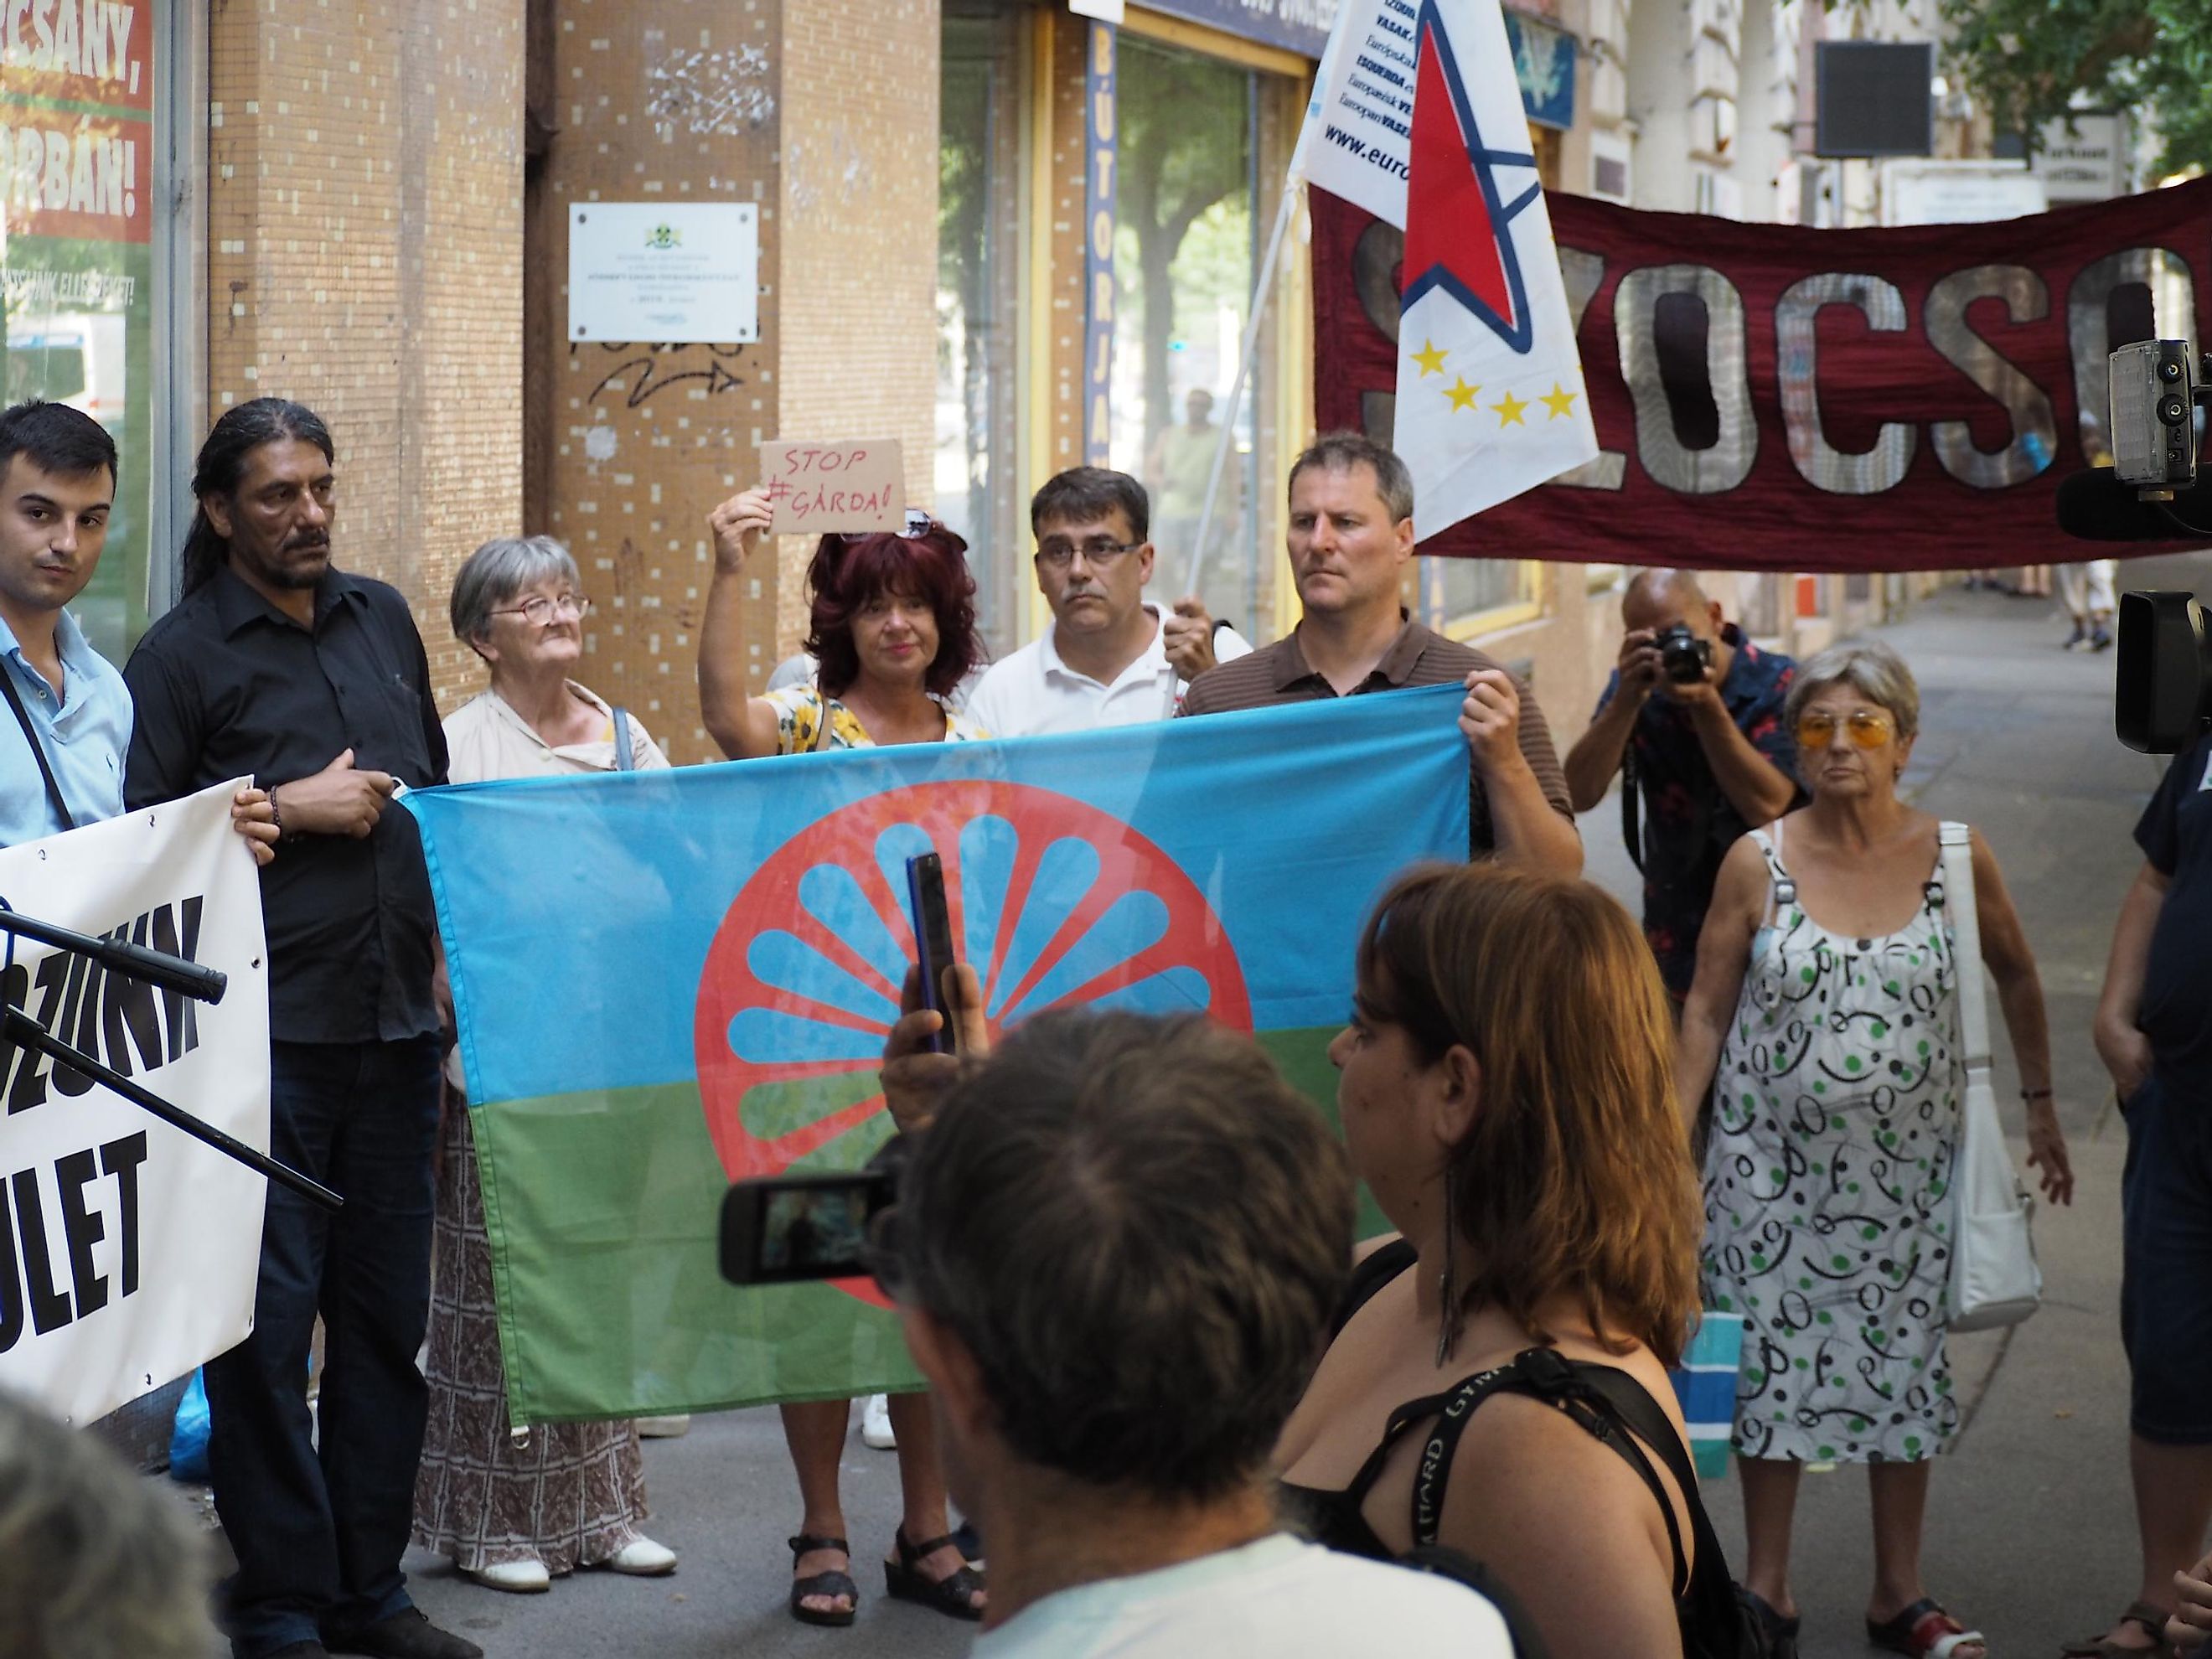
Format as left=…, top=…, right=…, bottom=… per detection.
left=1177, top=174, right=1301, bottom=606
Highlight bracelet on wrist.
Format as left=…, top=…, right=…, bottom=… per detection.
left=2020, top=1086, right=2053, bottom=1102
left=267, top=787, right=284, bottom=839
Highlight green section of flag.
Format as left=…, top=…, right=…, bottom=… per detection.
left=473, top=1025, right=1368, bottom=1424
left=472, top=1082, right=922, bottom=1425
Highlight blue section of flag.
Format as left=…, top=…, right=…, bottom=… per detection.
left=403, top=685, right=1472, bottom=1108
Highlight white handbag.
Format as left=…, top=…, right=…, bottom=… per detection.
left=1938, top=821, right=2042, bottom=1331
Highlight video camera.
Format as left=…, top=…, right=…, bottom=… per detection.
left=2060, top=340, right=2212, bottom=752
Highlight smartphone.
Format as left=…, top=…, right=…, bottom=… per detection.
left=720, top=1169, right=896, bottom=1284
left=905, top=851, right=958, bottom=1055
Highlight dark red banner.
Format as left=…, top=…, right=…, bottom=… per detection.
left=1314, top=178, right=2212, bottom=571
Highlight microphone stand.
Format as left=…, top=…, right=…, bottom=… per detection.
left=0, top=908, right=343, bottom=1212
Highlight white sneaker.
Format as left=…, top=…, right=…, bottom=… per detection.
left=635, top=1414, right=690, bottom=1439
left=603, top=1536, right=678, bottom=1576
left=468, top=1558, right=550, bottom=1594
left=861, top=1393, right=897, bottom=1450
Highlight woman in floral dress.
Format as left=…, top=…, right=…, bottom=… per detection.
left=1679, top=641, right=2072, bottom=1659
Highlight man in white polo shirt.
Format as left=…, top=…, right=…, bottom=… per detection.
left=964, top=468, right=1248, bottom=738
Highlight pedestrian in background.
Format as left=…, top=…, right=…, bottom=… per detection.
left=2059, top=559, right=2118, bottom=653
left=698, top=488, right=986, bottom=1625
left=411, top=535, right=678, bottom=1596
left=1679, top=640, right=2072, bottom=1659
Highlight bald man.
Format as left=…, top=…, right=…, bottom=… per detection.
left=1564, top=571, right=1802, bottom=998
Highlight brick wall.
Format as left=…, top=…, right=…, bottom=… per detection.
left=208, top=0, right=526, bottom=708
left=772, top=0, right=942, bottom=662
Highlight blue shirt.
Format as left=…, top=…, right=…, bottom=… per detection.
left=0, top=606, right=132, bottom=846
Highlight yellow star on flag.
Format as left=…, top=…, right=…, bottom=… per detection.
left=1444, top=376, right=1481, bottom=411
left=1409, top=339, right=1449, bottom=378
left=1492, top=390, right=1529, bottom=428
left=1540, top=382, right=1579, bottom=420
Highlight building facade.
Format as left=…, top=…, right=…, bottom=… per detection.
left=3, top=0, right=1983, bottom=764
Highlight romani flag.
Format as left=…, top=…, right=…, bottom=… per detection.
left=402, top=688, right=1469, bottom=1422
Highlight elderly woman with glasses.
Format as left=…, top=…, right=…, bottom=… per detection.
left=1677, top=639, right=2072, bottom=1659
left=412, top=535, right=676, bottom=1596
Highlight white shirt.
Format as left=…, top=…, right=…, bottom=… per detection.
left=964, top=604, right=1253, bottom=738
left=971, top=1533, right=1516, bottom=1659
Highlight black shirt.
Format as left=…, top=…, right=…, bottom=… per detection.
left=122, top=566, right=449, bottom=1045
left=2134, top=731, right=2212, bottom=1093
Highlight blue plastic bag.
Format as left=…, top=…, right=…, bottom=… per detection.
left=169, top=1368, right=210, bottom=1482
left=1666, top=1310, right=1744, bottom=1480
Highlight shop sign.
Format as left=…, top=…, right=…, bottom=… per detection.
left=0, top=0, right=158, bottom=658
left=1504, top=10, right=1576, bottom=130
left=1083, top=21, right=1116, bottom=464
left=2032, top=113, right=2127, bottom=204
left=567, top=203, right=759, bottom=344
left=1137, top=0, right=1337, bottom=60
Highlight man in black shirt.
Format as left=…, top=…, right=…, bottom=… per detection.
left=123, top=401, right=474, bottom=1659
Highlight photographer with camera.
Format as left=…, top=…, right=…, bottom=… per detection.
left=1564, top=571, right=1802, bottom=1000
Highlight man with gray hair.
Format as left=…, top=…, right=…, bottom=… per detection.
left=1180, top=432, right=1579, bottom=875
left=876, top=997, right=1519, bottom=1656
left=0, top=1390, right=220, bottom=1657
left=1564, top=569, right=1801, bottom=1000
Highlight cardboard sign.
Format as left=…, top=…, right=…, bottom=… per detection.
left=761, top=440, right=905, bottom=535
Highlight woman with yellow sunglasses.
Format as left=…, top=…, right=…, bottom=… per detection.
left=1678, top=639, right=2073, bottom=1659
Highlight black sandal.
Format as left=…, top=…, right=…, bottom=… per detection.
left=1739, top=1587, right=1801, bottom=1659
left=787, top=1532, right=858, bottom=1627
left=884, top=1525, right=986, bottom=1622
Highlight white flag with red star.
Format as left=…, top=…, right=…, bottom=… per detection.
left=1297, top=0, right=1596, bottom=539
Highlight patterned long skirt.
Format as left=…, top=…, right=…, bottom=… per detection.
left=412, top=1095, right=649, bottom=1573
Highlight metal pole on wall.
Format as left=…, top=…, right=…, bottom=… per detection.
left=1177, top=176, right=1300, bottom=602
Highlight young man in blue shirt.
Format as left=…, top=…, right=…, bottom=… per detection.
left=0, top=397, right=276, bottom=858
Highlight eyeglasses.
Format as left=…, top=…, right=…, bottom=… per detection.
left=1795, top=709, right=1895, bottom=750
left=489, top=592, right=591, bottom=625
left=1035, top=538, right=1142, bottom=570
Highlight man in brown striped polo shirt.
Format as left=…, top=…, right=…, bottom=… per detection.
left=1180, top=432, right=1581, bottom=875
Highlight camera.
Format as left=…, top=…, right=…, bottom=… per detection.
left=1653, top=623, right=1713, bottom=685
left=2116, top=592, right=2212, bottom=753
left=2110, top=341, right=2199, bottom=492
left=720, top=1165, right=897, bottom=1285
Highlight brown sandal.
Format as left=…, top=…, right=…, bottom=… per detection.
left=2061, top=1601, right=2179, bottom=1659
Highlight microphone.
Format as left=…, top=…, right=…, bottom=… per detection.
left=2056, top=466, right=2212, bottom=541
left=0, top=907, right=228, bottom=1004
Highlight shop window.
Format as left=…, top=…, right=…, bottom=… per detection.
left=938, top=3, right=1029, bottom=658
left=1420, top=556, right=1540, bottom=633
left=1, top=3, right=168, bottom=657
left=1108, top=33, right=1269, bottom=636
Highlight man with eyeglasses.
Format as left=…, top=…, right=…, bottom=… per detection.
left=124, top=401, right=475, bottom=1659
left=1563, top=568, right=1801, bottom=1001
left=963, top=468, right=1248, bottom=739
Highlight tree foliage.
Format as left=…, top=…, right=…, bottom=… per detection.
left=1937, top=0, right=2212, bottom=176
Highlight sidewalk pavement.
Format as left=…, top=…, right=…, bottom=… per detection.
left=197, top=558, right=2208, bottom=1657
left=1580, top=557, right=2209, bottom=1658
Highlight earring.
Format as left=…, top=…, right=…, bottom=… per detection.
left=1435, top=1171, right=1460, bottom=1368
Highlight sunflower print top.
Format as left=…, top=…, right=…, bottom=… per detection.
left=762, top=685, right=989, bottom=752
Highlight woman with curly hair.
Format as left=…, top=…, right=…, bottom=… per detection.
left=696, top=485, right=987, bottom=1629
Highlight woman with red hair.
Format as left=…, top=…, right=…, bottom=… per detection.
left=696, top=485, right=987, bottom=1630
left=700, top=489, right=986, bottom=757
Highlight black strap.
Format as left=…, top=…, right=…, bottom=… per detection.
left=612, top=705, right=635, bottom=772
left=1620, top=747, right=1645, bottom=875
left=1330, top=1237, right=1419, bottom=1341
left=1, top=662, right=74, bottom=832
